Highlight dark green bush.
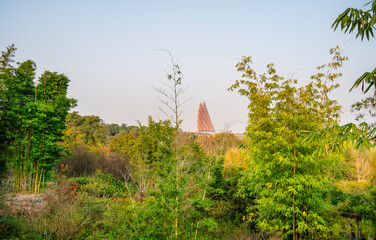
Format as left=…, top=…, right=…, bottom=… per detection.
left=0, top=213, right=24, bottom=239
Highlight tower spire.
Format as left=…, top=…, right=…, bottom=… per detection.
left=197, top=102, right=215, bottom=134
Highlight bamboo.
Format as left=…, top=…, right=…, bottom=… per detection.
left=34, top=163, right=39, bottom=193
left=37, top=168, right=43, bottom=193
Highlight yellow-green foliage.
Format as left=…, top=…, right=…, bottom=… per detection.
left=338, top=146, right=376, bottom=192
left=367, top=147, right=376, bottom=183
left=223, top=148, right=247, bottom=179
left=108, top=131, right=136, bottom=157
left=195, top=133, right=244, bottom=156
left=228, top=47, right=348, bottom=238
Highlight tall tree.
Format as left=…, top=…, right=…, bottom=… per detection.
left=228, top=47, right=346, bottom=238
left=0, top=44, right=17, bottom=174
left=153, top=50, right=191, bottom=237
left=153, top=49, right=190, bottom=132
left=64, top=112, right=107, bottom=149
left=0, top=45, right=76, bottom=192
left=150, top=51, right=216, bottom=238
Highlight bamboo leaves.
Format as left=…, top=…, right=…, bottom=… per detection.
left=332, top=1, right=376, bottom=41
left=333, top=1, right=376, bottom=95
left=0, top=45, right=76, bottom=193
left=229, top=47, right=346, bottom=238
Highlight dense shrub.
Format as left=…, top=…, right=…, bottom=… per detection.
left=22, top=176, right=105, bottom=239
left=59, top=147, right=132, bottom=184
left=0, top=213, right=24, bottom=239
left=59, top=147, right=98, bottom=177
left=74, top=172, right=129, bottom=197
left=96, top=152, right=133, bottom=183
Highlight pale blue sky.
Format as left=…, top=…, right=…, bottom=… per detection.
left=1, top=0, right=375, bottom=132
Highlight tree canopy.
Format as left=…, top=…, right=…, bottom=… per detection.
left=0, top=44, right=76, bottom=192
left=229, top=47, right=347, bottom=238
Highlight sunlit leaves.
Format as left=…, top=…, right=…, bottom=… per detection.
left=229, top=47, right=346, bottom=237
left=0, top=45, right=76, bottom=192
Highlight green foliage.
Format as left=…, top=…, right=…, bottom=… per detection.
left=0, top=45, right=17, bottom=176
left=332, top=0, right=376, bottom=41
left=325, top=186, right=376, bottom=239
left=0, top=45, right=76, bottom=193
left=64, top=112, right=107, bottom=149
left=338, top=122, right=376, bottom=149
left=0, top=213, right=25, bottom=239
left=209, top=156, right=252, bottom=229
left=0, top=176, right=106, bottom=239
left=332, top=1, right=376, bottom=154
left=74, top=172, right=128, bottom=197
left=85, top=197, right=136, bottom=239
left=333, top=0, right=376, bottom=95
left=228, top=47, right=347, bottom=238
left=133, top=117, right=174, bottom=165
left=106, top=123, right=124, bottom=136
left=109, top=131, right=137, bottom=157
left=84, top=121, right=218, bottom=239
left=128, top=119, right=216, bottom=239
left=37, top=71, right=70, bottom=102
left=27, top=187, right=103, bottom=239
left=351, top=67, right=376, bottom=94
left=64, top=112, right=130, bottom=152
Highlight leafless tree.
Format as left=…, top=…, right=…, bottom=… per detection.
left=153, top=49, right=191, bottom=132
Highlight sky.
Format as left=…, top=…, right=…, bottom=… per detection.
left=1, top=0, right=375, bottom=133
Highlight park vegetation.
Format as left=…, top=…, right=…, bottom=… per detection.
left=0, top=44, right=375, bottom=240
left=1, top=2, right=376, bottom=238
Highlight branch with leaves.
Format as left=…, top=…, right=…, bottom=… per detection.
left=333, top=0, right=376, bottom=94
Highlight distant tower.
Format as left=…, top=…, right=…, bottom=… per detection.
left=197, top=102, right=215, bottom=134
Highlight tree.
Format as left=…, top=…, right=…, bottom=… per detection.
left=0, top=44, right=17, bottom=175
left=153, top=50, right=190, bottom=132
left=64, top=112, right=107, bottom=150
left=130, top=117, right=173, bottom=200
left=0, top=45, right=76, bottom=193
left=148, top=51, right=217, bottom=238
left=153, top=50, right=191, bottom=237
left=106, top=123, right=121, bottom=136
left=105, top=118, right=216, bottom=239
left=228, top=47, right=346, bottom=238
left=332, top=0, right=376, bottom=94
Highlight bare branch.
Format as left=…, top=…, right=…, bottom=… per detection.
left=154, top=49, right=190, bottom=130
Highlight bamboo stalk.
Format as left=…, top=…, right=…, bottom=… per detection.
left=37, top=168, right=43, bottom=193
left=34, top=163, right=39, bottom=193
